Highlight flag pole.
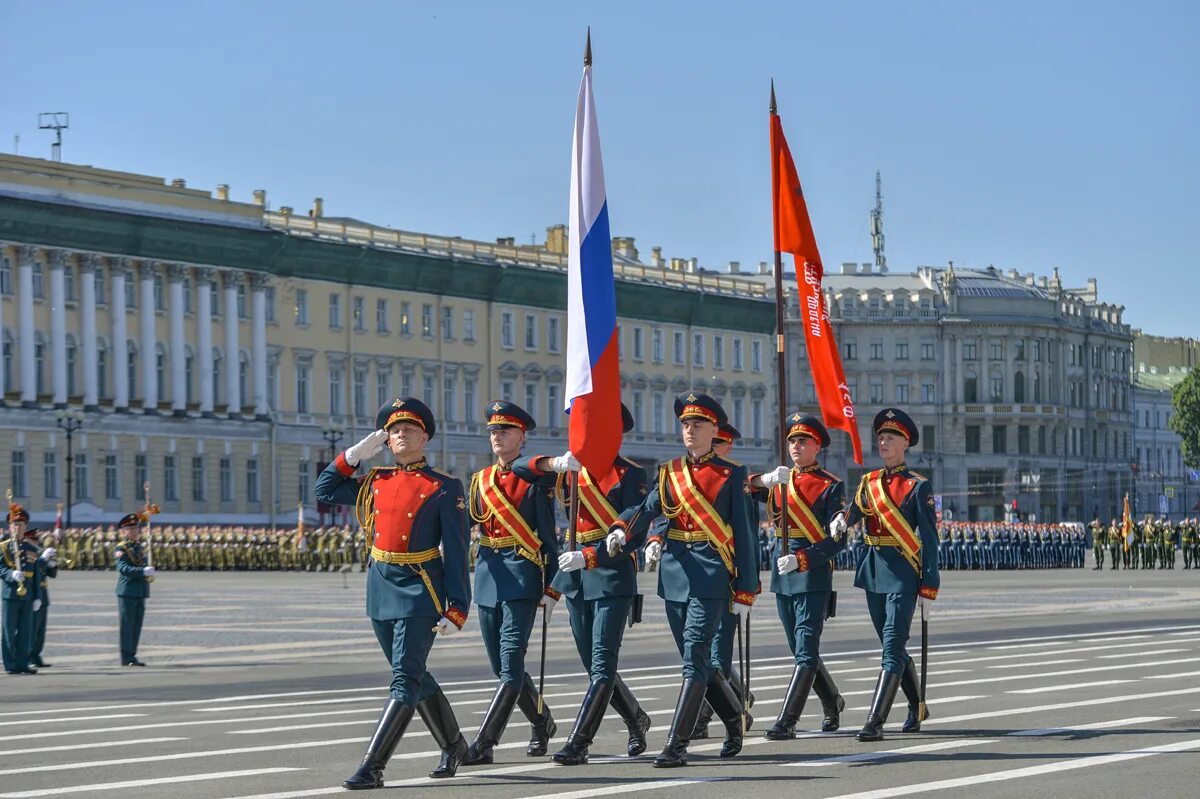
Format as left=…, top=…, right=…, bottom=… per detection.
left=770, top=80, right=792, bottom=552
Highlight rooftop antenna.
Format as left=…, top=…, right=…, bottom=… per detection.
left=870, top=170, right=887, bottom=273
left=38, top=113, right=69, bottom=162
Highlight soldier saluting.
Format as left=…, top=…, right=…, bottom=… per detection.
left=316, top=398, right=472, bottom=790
left=839, top=408, right=940, bottom=742
left=114, top=510, right=156, bottom=667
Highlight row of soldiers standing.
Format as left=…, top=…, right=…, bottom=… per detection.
left=1090, top=516, right=1200, bottom=570
left=935, top=522, right=1088, bottom=570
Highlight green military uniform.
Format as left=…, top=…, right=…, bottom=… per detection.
left=1163, top=520, right=1177, bottom=569
left=1090, top=518, right=1105, bottom=570
left=30, top=532, right=57, bottom=668
left=114, top=512, right=155, bottom=666
left=1183, top=520, right=1197, bottom=569
left=1107, top=521, right=1122, bottom=569
left=2, top=502, right=42, bottom=675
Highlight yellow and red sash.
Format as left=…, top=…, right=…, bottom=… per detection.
left=661, top=457, right=736, bottom=575
left=577, top=467, right=621, bottom=532
left=863, top=469, right=922, bottom=573
left=476, top=465, right=542, bottom=562
left=773, top=478, right=827, bottom=545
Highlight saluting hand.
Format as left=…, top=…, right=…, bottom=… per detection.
left=345, top=430, right=388, bottom=467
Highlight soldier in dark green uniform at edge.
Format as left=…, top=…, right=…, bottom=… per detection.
left=114, top=511, right=156, bottom=666
left=315, top=398, right=472, bottom=790
left=3, top=500, right=42, bottom=675
left=28, top=527, right=57, bottom=668
left=840, top=408, right=940, bottom=742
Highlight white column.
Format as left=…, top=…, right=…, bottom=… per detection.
left=0, top=245, right=6, bottom=402
left=17, top=246, right=37, bottom=407
left=167, top=264, right=187, bottom=416
left=196, top=268, right=215, bottom=416
left=250, top=273, right=269, bottom=418
left=80, top=255, right=100, bottom=410
left=111, top=258, right=130, bottom=411
left=49, top=251, right=68, bottom=407
left=223, top=272, right=241, bottom=415
left=140, top=262, right=158, bottom=413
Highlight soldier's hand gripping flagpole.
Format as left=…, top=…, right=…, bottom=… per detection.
left=143, top=481, right=155, bottom=583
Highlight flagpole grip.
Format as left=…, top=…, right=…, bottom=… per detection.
left=567, top=472, right=579, bottom=552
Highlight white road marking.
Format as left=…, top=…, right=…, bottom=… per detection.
left=1007, top=679, right=1135, bottom=695
left=7, top=737, right=186, bottom=755
left=784, top=739, right=993, bottom=767
left=0, top=768, right=304, bottom=798
left=926, top=686, right=1200, bottom=725
left=1008, top=716, right=1172, bottom=736
left=510, top=778, right=725, bottom=799
left=0, top=713, right=144, bottom=727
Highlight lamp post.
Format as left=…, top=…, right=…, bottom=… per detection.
left=321, top=423, right=345, bottom=525
left=55, top=407, right=85, bottom=529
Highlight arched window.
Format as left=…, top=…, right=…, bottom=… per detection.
left=1033, top=371, right=1042, bottom=403
left=1013, top=371, right=1025, bottom=403
left=963, top=370, right=978, bottom=403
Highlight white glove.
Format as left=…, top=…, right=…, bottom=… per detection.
left=645, top=540, right=662, bottom=564
left=760, top=466, right=791, bottom=489
left=558, top=551, right=585, bottom=572
left=919, top=596, right=932, bottom=621
left=7, top=569, right=23, bottom=583
left=540, top=595, right=558, bottom=622
left=40, top=547, right=57, bottom=561
left=436, top=616, right=461, bottom=637
left=606, top=529, right=626, bottom=557
left=344, top=430, right=389, bottom=467
left=829, top=513, right=848, bottom=541
left=32, top=599, right=42, bottom=612
left=142, top=566, right=157, bottom=577
left=546, top=452, right=581, bottom=474
left=777, top=554, right=799, bottom=575
left=731, top=601, right=752, bottom=619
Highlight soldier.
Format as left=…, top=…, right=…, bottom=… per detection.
left=612, top=392, right=758, bottom=768
left=29, top=529, right=57, bottom=668
left=525, top=404, right=653, bottom=765
left=1183, top=519, right=1196, bottom=570
left=315, top=398, right=472, bottom=789
left=461, top=401, right=561, bottom=766
left=754, top=414, right=847, bottom=739
left=1163, top=518, right=1177, bottom=569
left=840, top=408, right=940, bottom=742
left=2, top=501, right=41, bottom=675
left=1090, top=517, right=1105, bottom=570
left=114, top=511, right=155, bottom=666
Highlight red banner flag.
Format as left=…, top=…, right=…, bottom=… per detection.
left=771, top=112, right=863, bottom=465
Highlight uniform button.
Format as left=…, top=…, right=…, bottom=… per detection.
left=407, top=512, right=413, bottom=518
left=420, top=493, right=426, bottom=499
left=401, top=535, right=408, bottom=541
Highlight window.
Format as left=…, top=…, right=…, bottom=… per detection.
left=524, top=314, right=537, bottom=350
left=752, top=340, right=762, bottom=371
left=895, top=381, right=909, bottom=403
left=990, top=340, right=1003, bottom=360
left=1038, top=426, right=1047, bottom=455
left=2, top=335, right=11, bottom=393
left=156, top=345, right=167, bottom=403
left=329, top=367, right=343, bottom=416
left=963, top=340, right=977, bottom=361
left=652, top=329, right=664, bottom=363
left=66, top=337, right=77, bottom=397
left=546, top=383, right=559, bottom=428
left=423, top=375, right=435, bottom=408
left=895, top=341, right=909, bottom=360
left=733, top=398, right=744, bottom=431
left=401, top=372, right=413, bottom=397
left=443, top=375, right=456, bottom=422
left=693, top=333, right=704, bottom=367
left=673, top=332, right=685, bottom=365
left=156, top=275, right=168, bottom=310
left=353, top=369, right=367, bottom=418
left=464, top=378, right=476, bottom=418
left=94, top=268, right=106, bottom=305
left=329, top=293, right=342, bottom=329
left=525, top=383, right=537, bottom=417
left=10, top=451, right=26, bottom=498
left=219, top=457, right=233, bottom=502
left=35, top=336, right=45, bottom=395
left=399, top=302, right=411, bottom=335
left=164, top=455, right=178, bottom=502
left=990, top=375, right=1003, bottom=402
left=238, top=353, right=248, bottom=409
left=632, top=392, right=643, bottom=431
left=713, top=335, right=724, bottom=369
left=64, top=263, right=76, bottom=301
left=752, top=399, right=763, bottom=439
left=43, top=452, right=58, bottom=499
left=72, top=452, right=88, bottom=500
left=422, top=304, right=433, bottom=338
left=1015, top=340, right=1025, bottom=361
left=441, top=306, right=454, bottom=340
left=0, top=255, right=10, bottom=295
left=376, top=299, right=389, bottom=333
left=463, top=309, right=476, bottom=341
left=547, top=317, right=560, bottom=353
left=184, top=351, right=194, bottom=404
left=134, top=454, right=147, bottom=494
left=1018, top=425, right=1030, bottom=455
left=297, top=460, right=310, bottom=505
left=1014, top=372, right=1025, bottom=403
left=965, top=425, right=981, bottom=454
left=501, top=312, right=514, bottom=348
left=181, top=276, right=193, bottom=314
left=104, top=454, right=119, bottom=501
left=125, top=273, right=136, bottom=309
left=992, top=425, right=1007, bottom=454
left=653, top=392, right=665, bottom=435
left=265, top=286, right=275, bottom=322
left=733, top=338, right=744, bottom=370
left=376, top=370, right=390, bottom=408
left=32, top=261, right=43, bottom=298
left=296, top=364, right=310, bottom=414
left=294, top=289, right=308, bottom=325
left=633, top=328, right=644, bottom=361
left=236, top=284, right=247, bottom=318
left=869, top=340, right=883, bottom=360
left=246, top=458, right=260, bottom=503
left=869, top=380, right=884, bottom=403
left=843, top=338, right=857, bottom=360
left=191, top=456, right=206, bottom=502
left=921, top=379, right=935, bottom=404
left=267, top=360, right=278, bottom=411
left=922, top=425, right=936, bottom=453
left=353, top=297, right=365, bottom=331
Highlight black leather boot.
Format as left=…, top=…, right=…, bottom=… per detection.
left=553, top=680, right=614, bottom=765
left=728, top=668, right=755, bottom=709
left=856, top=671, right=901, bottom=743
left=517, top=673, right=558, bottom=756
left=654, top=679, right=707, bottom=768
left=705, top=672, right=752, bottom=758
left=417, top=689, right=468, bottom=778
left=764, top=666, right=817, bottom=740
left=691, top=700, right=713, bottom=739
left=610, top=674, right=652, bottom=756
left=812, top=659, right=846, bottom=732
left=343, top=699, right=415, bottom=789
left=462, top=682, right=521, bottom=766
left=899, top=658, right=927, bottom=732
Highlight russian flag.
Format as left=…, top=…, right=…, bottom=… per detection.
left=565, top=49, right=622, bottom=477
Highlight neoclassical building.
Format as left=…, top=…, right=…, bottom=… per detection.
left=0, top=154, right=775, bottom=525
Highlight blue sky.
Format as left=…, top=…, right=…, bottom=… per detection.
left=1, top=1, right=1196, bottom=337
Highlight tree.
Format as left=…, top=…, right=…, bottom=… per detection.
left=1169, top=369, right=1200, bottom=469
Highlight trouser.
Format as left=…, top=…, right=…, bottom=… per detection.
left=31, top=601, right=48, bottom=662
left=477, top=599, right=539, bottom=686
left=663, top=597, right=726, bottom=683
left=118, top=596, right=145, bottom=663
left=864, top=591, right=916, bottom=675
left=1, top=598, right=33, bottom=672
left=564, top=593, right=631, bottom=682
left=776, top=591, right=830, bottom=669
left=370, top=616, right=441, bottom=707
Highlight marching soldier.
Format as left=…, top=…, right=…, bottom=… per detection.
left=462, top=401, right=561, bottom=766
left=1183, top=519, right=1196, bottom=570
left=1163, top=518, right=1177, bottom=569
left=315, top=398, right=472, bottom=789
left=1090, top=516, right=1105, bottom=570
left=3, top=500, right=41, bottom=675
left=29, top=528, right=57, bottom=668
left=523, top=403, right=653, bottom=765
left=840, top=408, right=940, bottom=742
left=1108, top=518, right=1122, bottom=570
left=754, top=414, right=847, bottom=739
left=114, top=511, right=156, bottom=666
left=613, top=392, right=759, bottom=768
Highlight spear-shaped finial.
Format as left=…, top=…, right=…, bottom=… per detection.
left=584, top=27, right=592, bottom=67
left=770, top=78, right=777, bottom=115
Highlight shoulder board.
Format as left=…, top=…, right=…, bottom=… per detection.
left=723, top=457, right=744, bottom=467
left=616, top=454, right=641, bottom=470
left=815, top=468, right=842, bottom=483
left=908, top=472, right=927, bottom=483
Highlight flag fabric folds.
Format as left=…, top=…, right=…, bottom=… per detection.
left=770, top=112, right=864, bottom=465
left=565, top=60, right=622, bottom=477
left=1122, top=494, right=1133, bottom=551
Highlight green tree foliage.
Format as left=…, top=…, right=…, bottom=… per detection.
left=1169, top=369, right=1200, bottom=469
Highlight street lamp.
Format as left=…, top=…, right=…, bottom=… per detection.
left=55, top=407, right=85, bottom=529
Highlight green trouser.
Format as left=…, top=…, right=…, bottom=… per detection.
left=118, top=597, right=145, bottom=663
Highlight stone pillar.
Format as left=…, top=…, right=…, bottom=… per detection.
left=49, top=251, right=68, bottom=408
left=168, top=264, right=187, bottom=416
left=0, top=245, right=7, bottom=402
left=250, top=274, right=270, bottom=419
left=223, top=272, right=241, bottom=415
left=140, top=262, right=158, bottom=413
left=111, top=258, right=130, bottom=411
left=17, top=246, right=37, bottom=407
left=80, top=255, right=100, bottom=411
left=195, top=268, right=215, bottom=416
